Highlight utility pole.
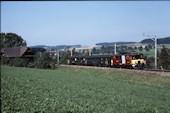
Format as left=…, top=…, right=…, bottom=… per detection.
left=57, top=50, right=59, bottom=66
left=154, top=35, right=157, bottom=69
left=142, top=33, right=157, bottom=69
left=114, top=43, right=117, bottom=55
left=89, top=49, right=91, bottom=56
left=40, top=52, right=42, bottom=57
left=71, top=48, right=73, bottom=57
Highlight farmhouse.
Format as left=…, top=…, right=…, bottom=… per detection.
left=1, top=46, right=35, bottom=61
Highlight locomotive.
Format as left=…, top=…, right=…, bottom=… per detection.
left=68, top=53, right=146, bottom=69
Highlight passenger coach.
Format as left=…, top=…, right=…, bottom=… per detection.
left=68, top=53, right=146, bottom=69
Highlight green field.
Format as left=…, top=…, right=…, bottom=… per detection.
left=133, top=49, right=155, bottom=58
left=1, top=66, right=170, bottom=113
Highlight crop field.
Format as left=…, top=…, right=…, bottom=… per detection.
left=1, top=66, right=170, bottom=113
left=134, top=49, right=155, bottom=58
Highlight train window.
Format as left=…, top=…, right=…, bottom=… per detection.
left=140, top=55, right=143, bottom=59
left=133, top=56, right=136, bottom=60
left=138, top=55, right=140, bottom=59
left=129, top=56, right=132, bottom=60
left=101, top=58, right=103, bottom=60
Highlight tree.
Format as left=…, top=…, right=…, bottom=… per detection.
left=101, top=46, right=105, bottom=50
left=0, top=33, right=27, bottom=48
left=148, top=44, right=152, bottom=49
left=159, top=45, right=170, bottom=70
left=36, top=52, right=53, bottom=69
left=146, top=57, right=155, bottom=68
left=134, top=46, right=137, bottom=50
left=60, top=50, right=71, bottom=64
left=92, top=48, right=97, bottom=54
left=128, top=47, right=133, bottom=50
left=145, top=46, right=150, bottom=51
left=138, top=46, right=143, bottom=51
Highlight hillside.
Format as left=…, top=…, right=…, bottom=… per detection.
left=29, top=45, right=81, bottom=51
left=96, top=37, right=170, bottom=46
left=96, top=42, right=137, bottom=46
left=141, top=37, right=170, bottom=44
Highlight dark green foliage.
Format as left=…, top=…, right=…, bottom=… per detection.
left=50, top=63, right=56, bottom=70
left=60, top=50, right=71, bottom=64
left=128, top=47, right=133, bottom=50
left=148, top=44, right=152, bottom=49
left=145, top=46, right=150, bottom=51
left=9, top=58, right=29, bottom=67
left=159, top=45, right=170, bottom=70
left=92, top=47, right=96, bottom=54
left=36, top=52, right=52, bottom=69
left=1, top=56, right=29, bottom=67
left=0, top=33, right=27, bottom=48
left=141, top=39, right=154, bottom=44
left=141, top=37, right=170, bottom=44
left=146, top=57, right=154, bottom=68
left=1, top=56, right=10, bottom=65
left=138, top=46, right=143, bottom=51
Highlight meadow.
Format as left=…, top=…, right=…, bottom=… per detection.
left=1, top=65, right=170, bottom=113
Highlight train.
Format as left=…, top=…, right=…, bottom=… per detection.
left=67, top=53, right=146, bottom=69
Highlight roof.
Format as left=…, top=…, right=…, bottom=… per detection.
left=69, top=55, right=113, bottom=59
left=69, top=53, right=143, bottom=59
left=1, top=46, right=33, bottom=57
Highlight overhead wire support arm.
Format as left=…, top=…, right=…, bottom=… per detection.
left=142, top=33, right=157, bottom=69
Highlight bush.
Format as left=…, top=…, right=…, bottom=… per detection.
left=50, top=63, right=56, bottom=70
left=1, top=56, right=10, bottom=65
left=9, top=58, right=29, bottom=67
left=36, top=52, right=52, bottom=69
left=146, top=57, right=154, bottom=68
left=1, top=56, right=29, bottom=67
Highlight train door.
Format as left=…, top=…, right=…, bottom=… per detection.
left=105, top=58, right=109, bottom=67
left=114, top=56, right=120, bottom=65
left=126, top=55, right=130, bottom=65
left=121, top=55, right=126, bottom=64
left=111, top=56, right=114, bottom=66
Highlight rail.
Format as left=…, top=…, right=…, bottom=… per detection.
left=60, top=64, right=170, bottom=76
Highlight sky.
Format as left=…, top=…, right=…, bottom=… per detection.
left=1, top=1, right=170, bottom=46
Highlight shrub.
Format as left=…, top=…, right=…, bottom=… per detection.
left=146, top=57, right=154, bottom=68
left=9, top=58, right=29, bottom=67
left=1, top=56, right=10, bottom=65
left=36, top=52, right=52, bottom=69
left=1, top=56, right=29, bottom=67
left=159, top=45, right=170, bottom=70
left=50, top=63, right=56, bottom=70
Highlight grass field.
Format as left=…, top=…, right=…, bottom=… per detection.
left=1, top=66, right=170, bottom=113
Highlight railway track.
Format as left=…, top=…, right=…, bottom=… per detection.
left=60, top=64, right=170, bottom=77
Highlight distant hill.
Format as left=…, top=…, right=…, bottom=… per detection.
left=141, top=37, right=170, bottom=44
left=96, top=42, right=137, bottom=46
left=29, top=45, right=81, bottom=51
left=29, top=45, right=47, bottom=48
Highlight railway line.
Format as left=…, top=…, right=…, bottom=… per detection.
left=60, top=64, right=170, bottom=77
